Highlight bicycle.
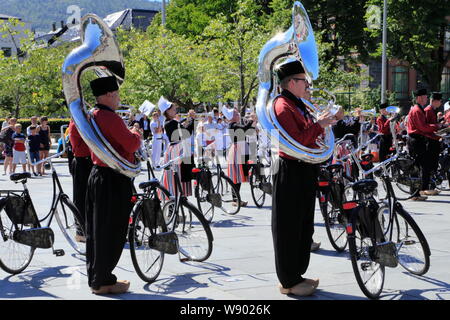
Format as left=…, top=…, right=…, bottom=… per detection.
left=248, top=155, right=272, bottom=208
left=128, top=156, right=214, bottom=283
left=343, top=154, right=430, bottom=299
left=0, top=127, right=85, bottom=275
left=209, top=155, right=241, bottom=215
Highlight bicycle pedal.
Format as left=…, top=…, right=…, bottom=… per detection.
left=53, top=249, right=65, bottom=257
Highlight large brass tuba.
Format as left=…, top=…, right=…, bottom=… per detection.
left=62, top=14, right=142, bottom=178
left=255, top=1, right=335, bottom=164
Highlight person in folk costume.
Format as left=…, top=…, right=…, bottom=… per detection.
left=150, top=111, right=163, bottom=168
left=377, top=103, right=394, bottom=162
left=68, top=119, right=93, bottom=243
left=156, top=109, right=170, bottom=154
left=407, top=88, right=442, bottom=200
left=271, top=60, right=336, bottom=297
left=159, top=97, right=194, bottom=198
left=424, top=92, right=444, bottom=193
left=444, top=100, right=450, bottom=124
left=85, top=76, right=142, bottom=294
left=224, top=106, right=255, bottom=207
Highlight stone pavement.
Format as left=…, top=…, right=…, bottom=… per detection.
left=0, top=161, right=449, bottom=301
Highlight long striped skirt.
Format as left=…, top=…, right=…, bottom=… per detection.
left=227, top=142, right=248, bottom=184
left=161, top=143, right=193, bottom=198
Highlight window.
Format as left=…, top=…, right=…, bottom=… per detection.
left=441, top=67, right=450, bottom=100
left=392, top=66, right=409, bottom=100
left=1, top=47, right=12, bottom=57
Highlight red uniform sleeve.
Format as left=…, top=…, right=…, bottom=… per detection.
left=102, top=112, right=142, bottom=153
left=407, top=106, right=440, bottom=135
left=424, top=106, right=437, bottom=124
left=274, top=97, right=324, bottom=150
left=376, top=116, right=391, bottom=135
left=69, top=120, right=91, bottom=157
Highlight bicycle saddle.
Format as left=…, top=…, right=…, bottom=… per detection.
left=351, top=179, right=378, bottom=194
left=326, top=163, right=343, bottom=171
left=10, top=172, right=32, bottom=182
left=139, top=178, right=160, bottom=190
left=361, top=153, right=374, bottom=161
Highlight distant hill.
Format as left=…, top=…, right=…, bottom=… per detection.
left=1, top=0, right=161, bottom=31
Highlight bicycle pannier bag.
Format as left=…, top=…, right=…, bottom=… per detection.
left=141, top=198, right=164, bottom=229
left=4, top=196, right=39, bottom=225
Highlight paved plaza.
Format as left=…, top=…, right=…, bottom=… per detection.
left=0, top=161, right=450, bottom=301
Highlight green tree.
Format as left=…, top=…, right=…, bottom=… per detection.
left=367, top=0, right=450, bottom=91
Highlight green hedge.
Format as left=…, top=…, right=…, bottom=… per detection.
left=1, top=118, right=70, bottom=134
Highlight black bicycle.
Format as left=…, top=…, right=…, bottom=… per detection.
left=0, top=149, right=85, bottom=275
left=343, top=154, right=430, bottom=299
left=128, top=156, right=214, bottom=283
left=248, top=156, right=272, bottom=208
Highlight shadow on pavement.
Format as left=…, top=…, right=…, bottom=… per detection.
left=381, top=273, right=450, bottom=300
left=0, top=266, right=76, bottom=299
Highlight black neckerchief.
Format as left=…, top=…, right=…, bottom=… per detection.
left=281, top=89, right=311, bottom=118
left=95, top=104, right=115, bottom=113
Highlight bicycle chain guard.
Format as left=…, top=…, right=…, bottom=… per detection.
left=369, top=241, right=398, bottom=268
left=13, top=227, right=55, bottom=249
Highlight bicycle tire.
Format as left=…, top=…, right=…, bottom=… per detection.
left=321, top=194, right=347, bottom=252
left=0, top=206, right=36, bottom=274
left=392, top=205, right=430, bottom=276
left=195, top=184, right=215, bottom=223
left=129, top=200, right=166, bottom=283
left=55, top=194, right=86, bottom=256
left=348, top=212, right=385, bottom=299
left=214, top=173, right=241, bottom=215
left=249, top=166, right=265, bottom=208
left=163, top=200, right=213, bottom=262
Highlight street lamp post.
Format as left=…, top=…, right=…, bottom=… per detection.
left=381, top=0, right=388, bottom=103
left=162, top=0, right=166, bottom=27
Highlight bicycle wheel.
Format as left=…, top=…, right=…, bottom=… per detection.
left=195, top=184, right=214, bottom=223
left=129, top=201, right=165, bottom=283
left=55, top=194, right=86, bottom=255
left=249, top=166, right=265, bottom=208
left=348, top=214, right=385, bottom=299
left=0, top=206, right=36, bottom=274
left=392, top=165, right=420, bottom=200
left=163, top=200, right=213, bottom=262
left=392, top=206, right=430, bottom=275
left=321, top=196, right=347, bottom=252
left=214, top=173, right=241, bottom=215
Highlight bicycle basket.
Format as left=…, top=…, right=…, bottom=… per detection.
left=4, top=196, right=38, bottom=225
left=141, top=198, right=164, bottom=230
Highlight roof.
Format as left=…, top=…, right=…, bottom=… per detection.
left=0, top=14, right=21, bottom=20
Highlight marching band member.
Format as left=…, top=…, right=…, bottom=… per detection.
left=85, top=76, right=142, bottom=294
left=226, top=107, right=255, bottom=207
left=407, top=88, right=441, bottom=200
left=68, top=119, right=93, bottom=243
left=272, top=60, right=335, bottom=297
left=424, top=92, right=444, bottom=192
left=377, top=103, right=393, bottom=162
left=159, top=96, right=194, bottom=197
left=444, top=100, right=450, bottom=124
left=150, top=111, right=163, bottom=168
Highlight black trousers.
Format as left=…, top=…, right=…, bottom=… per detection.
left=85, top=165, right=133, bottom=290
left=272, top=157, right=318, bottom=288
left=427, top=139, right=441, bottom=173
left=71, top=156, right=93, bottom=235
left=379, top=135, right=393, bottom=162
left=408, top=134, right=432, bottom=191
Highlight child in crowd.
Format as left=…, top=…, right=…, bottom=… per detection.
left=27, top=125, right=41, bottom=176
left=11, top=124, right=27, bottom=173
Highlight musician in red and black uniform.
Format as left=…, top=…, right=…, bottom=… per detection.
left=407, top=88, right=441, bottom=200
left=424, top=92, right=444, bottom=193
left=272, top=60, right=335, bottom=297
left=376, top=103, right=393, bottom=162
left=85, top=76, right=142, bottom=294
left=68, top=119, right=93, bottom=243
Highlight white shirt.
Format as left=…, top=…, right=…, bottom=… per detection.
left=150, top=121, right=162, bottom=138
